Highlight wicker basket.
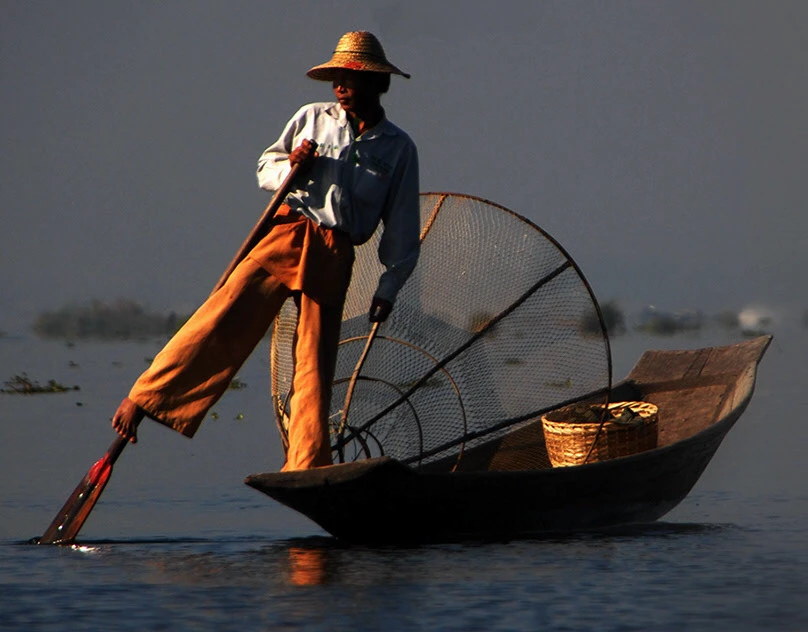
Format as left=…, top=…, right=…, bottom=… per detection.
left=541, top=401, right=658, bottom=467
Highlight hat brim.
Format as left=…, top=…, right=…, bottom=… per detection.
left=307, top=56, right=411, bottom=81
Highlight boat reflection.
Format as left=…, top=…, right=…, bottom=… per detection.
left=286, top=545, right=330, bottom=586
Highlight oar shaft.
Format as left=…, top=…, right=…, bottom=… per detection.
left=212, top=143, right=316, bottom=293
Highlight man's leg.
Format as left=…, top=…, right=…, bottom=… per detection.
left=283, top=292, right=345, bottom=470
left=113, top=257, right=291, bottom=440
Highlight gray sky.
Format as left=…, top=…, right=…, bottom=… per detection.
left=2, top=0, right=806, bottom=331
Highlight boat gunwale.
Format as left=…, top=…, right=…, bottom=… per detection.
left=249, top=336, right=771, bottom=487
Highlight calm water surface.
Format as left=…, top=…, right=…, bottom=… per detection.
left=1, top=324, right=806, bottom=630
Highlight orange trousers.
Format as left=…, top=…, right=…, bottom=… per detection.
left=129, top=208, right=353, bottom=470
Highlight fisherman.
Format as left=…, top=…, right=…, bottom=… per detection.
left=111, top=31, right=420, bottom=471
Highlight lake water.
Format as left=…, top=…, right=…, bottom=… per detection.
left=1, top=321, right=806, bottom=630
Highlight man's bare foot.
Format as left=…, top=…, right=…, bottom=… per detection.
left=111, top=397, right=146, bottom=443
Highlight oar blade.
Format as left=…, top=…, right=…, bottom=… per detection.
left=38, top=456, right=113, bottom=545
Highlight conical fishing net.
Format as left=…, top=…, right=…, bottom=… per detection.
left=271, top=193, right=611, bottom=471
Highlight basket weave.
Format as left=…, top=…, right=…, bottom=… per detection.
left=541, top=401, right=658, bottom=467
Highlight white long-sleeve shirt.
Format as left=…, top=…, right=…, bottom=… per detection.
left=257, top=102, right=420, bottom=304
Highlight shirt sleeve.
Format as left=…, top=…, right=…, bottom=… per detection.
left=256, top=106, right=307, bottom=192
left=374, top=141, right=420, bottom=304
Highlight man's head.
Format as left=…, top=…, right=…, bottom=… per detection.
left=307, top=31, right=410, bottom=84
left=331, top=69, right=389, bottom=116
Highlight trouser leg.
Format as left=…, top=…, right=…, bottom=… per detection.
left=130, top=257, right=290, bottom=437
left=282, top=292, right=345, bottom=471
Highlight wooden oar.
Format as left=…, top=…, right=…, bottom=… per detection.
left=38, top=143, right=316, bottom=545
left=212, top=142, right=317, bottom=292
left=38, top=434, right=129, bottom=544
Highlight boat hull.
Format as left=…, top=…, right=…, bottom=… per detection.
left=245, top=336, right=770, bottom=544
left=246, top=407, right=740, bottom=543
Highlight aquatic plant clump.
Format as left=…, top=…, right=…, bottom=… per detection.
left=581, top=299, right=626, bottom=336
left=635, top=306, right=704, bottom=335
left=1, top=374, right=79, bottom=395
left=228, top=377, right=248, bottom=390
left=33, top=299, right=190, bottom=340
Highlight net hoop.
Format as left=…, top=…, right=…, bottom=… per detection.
left=271, top=192, right=613, bottom=470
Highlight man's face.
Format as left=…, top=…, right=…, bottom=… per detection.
left=332, top=70, right=378, bottom=115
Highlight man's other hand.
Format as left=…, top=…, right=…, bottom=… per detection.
left=368, top=297, right=392, bottom=322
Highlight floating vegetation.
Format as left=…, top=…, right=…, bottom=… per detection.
left=713, top=311, right=740, bottom=330
left=209, top=410, right=246, bottom=422
left=1, top=374, right=79, bottom=395
left=33, top=299, right=190, bottom=341
left=581, top=300, right=626, bottom=336
left=636, top=306, right=703, bottom=335
left=228, top=377, right=247, bottom=390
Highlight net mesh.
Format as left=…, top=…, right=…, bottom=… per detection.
left=271, top=193, right=611, bottom=470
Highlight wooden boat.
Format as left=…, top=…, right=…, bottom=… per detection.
left=245, top=335, right=771, bottom=544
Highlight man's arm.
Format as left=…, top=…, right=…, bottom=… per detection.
left=372, top=141, right=420, bottom=320
left=257, top=105, right=313, bottom=191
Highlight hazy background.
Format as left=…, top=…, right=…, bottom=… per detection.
left=2, top=0, right=806, bottom=332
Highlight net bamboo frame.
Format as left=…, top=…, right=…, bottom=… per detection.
left=271, top=193, right=613, bottom=470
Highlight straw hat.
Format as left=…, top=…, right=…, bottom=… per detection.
left=307, top=31, right=411, bottom=80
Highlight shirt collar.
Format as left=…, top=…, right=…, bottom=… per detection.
left=326, top=102, right=398, bottom=140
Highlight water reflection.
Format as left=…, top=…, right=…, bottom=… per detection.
left=98, top=536, right=351, bottom=588
left=101, top=523, right=735, bottom=592
left=286, top=545, right=330, bottom=585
